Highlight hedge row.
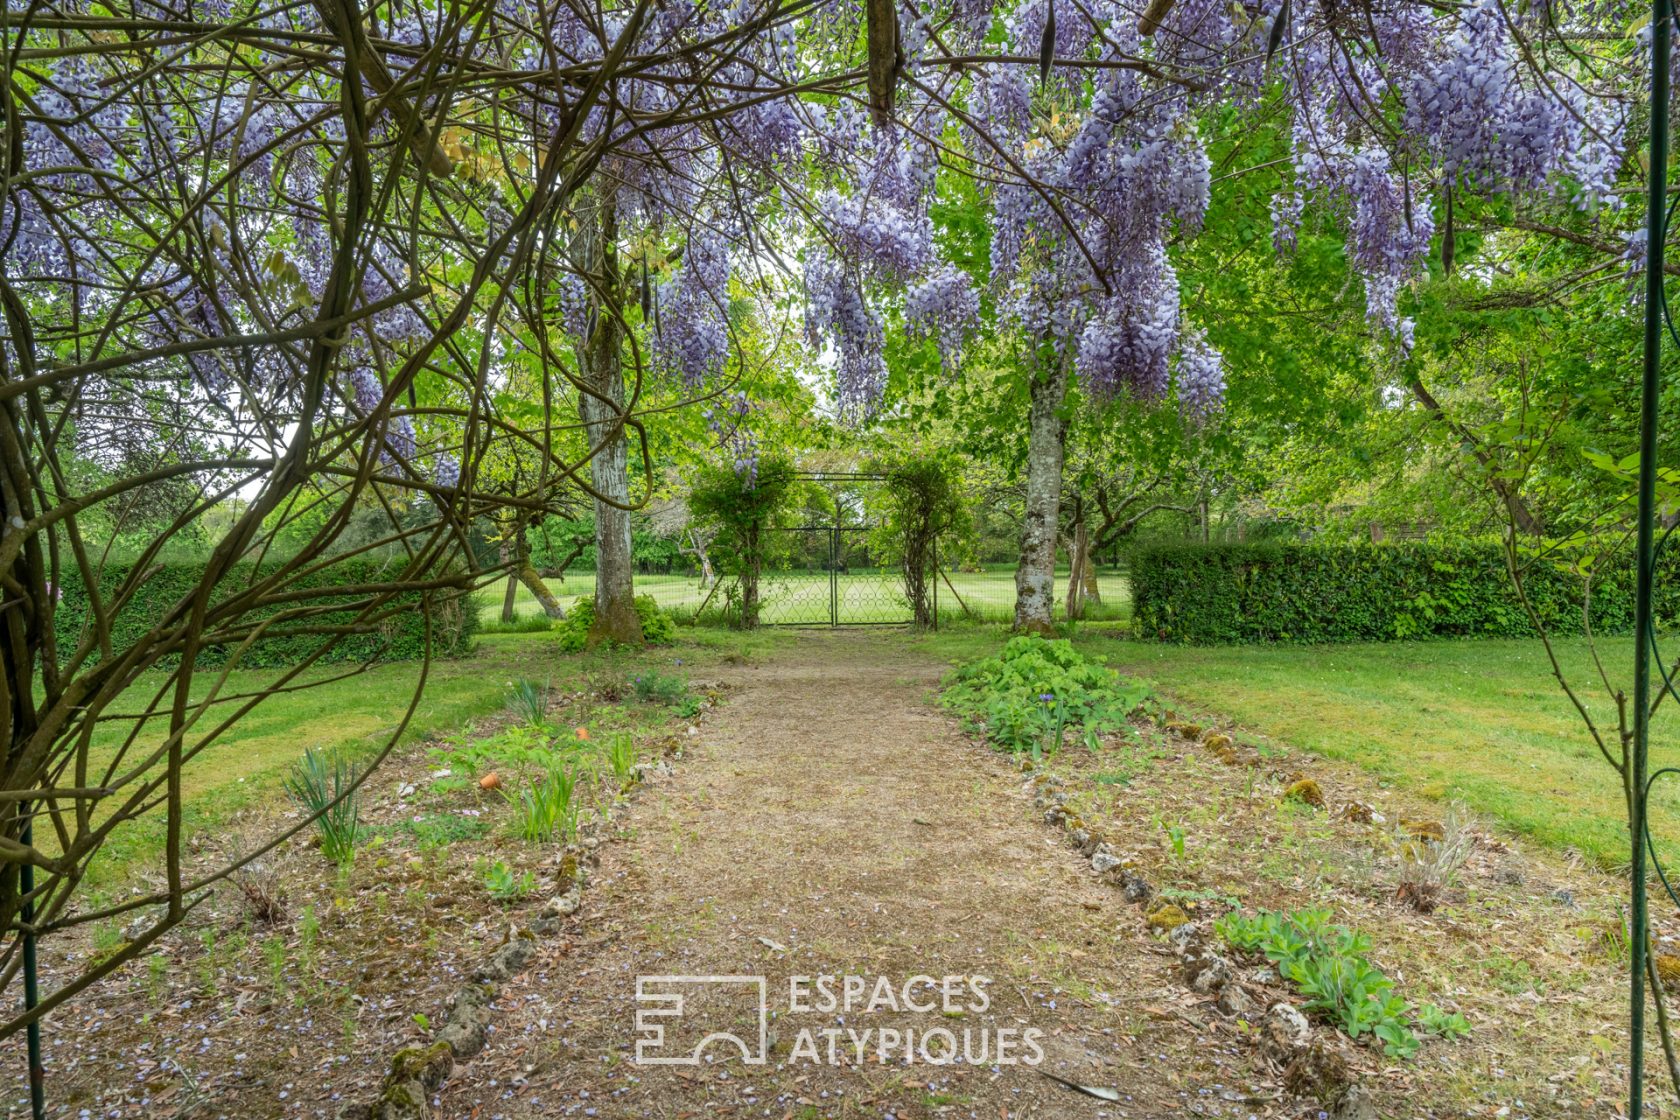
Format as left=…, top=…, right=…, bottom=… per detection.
left=54, top=558, right=477, bottom=669
left=1129, top=541, right=1675, bottom=644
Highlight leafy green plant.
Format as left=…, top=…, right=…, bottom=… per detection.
left=1158, top=818, right=1188, bottom=862
left=632, top=668, right=690, bottom=706
left=942, top=637, right=1152, bottom=753
left=1215, top=908, right=1441, bottom=1059
left=481, top=859, right=537, bottom=902
left=1416, top=1002, right=1471, bottom=1040
left=398, top=812, right=492, bottom=850
left=434, top=723, right=559, bottom=776
left=508, top=678, right=549, bottom=726
left=283, top=748, right=362, bottom=865
left=501, top=758, right=582, bottom=843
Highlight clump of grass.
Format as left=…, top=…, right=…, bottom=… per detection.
left=501, top=758, right=582, bottom=843
left=1395, top=805, right=1474, bottom=913
left=480, top=615, right=556, bottom=634
left=604, top=732, right=639, bottom=785
left=283, top=748, right=362, bottom=866
left=508, top=678, right=549, bottom=726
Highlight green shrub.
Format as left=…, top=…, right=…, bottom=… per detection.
left=1129, top=540, right=1676, bottom=644
left=688, top=456, right=799, bottom=628
left=631, top=668, right=689, bottom=705
left=555, top=594, right=676, bottom=652
left=53, top=558, right=476, bottom=667
left=942, top=636, right=1152, bottom=754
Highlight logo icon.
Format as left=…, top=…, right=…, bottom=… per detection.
left=634, top=975, right=769, bottom=1066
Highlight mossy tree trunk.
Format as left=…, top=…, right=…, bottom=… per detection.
left=577, top=195, right=642, bottom=645
left=1014, top=360, right=1069, bottom=634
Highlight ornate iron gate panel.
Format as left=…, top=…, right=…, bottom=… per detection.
left=758, top=527, right=836, bottom=625
left=758, top=525, right=923, bottom=627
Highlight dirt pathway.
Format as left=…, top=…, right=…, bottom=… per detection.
left=448, top=633, right=1266, bottom=1119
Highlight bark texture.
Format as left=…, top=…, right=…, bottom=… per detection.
left=578, top=198, right=642, bottom=645
left=1014, top=362, right=1070, bottom=634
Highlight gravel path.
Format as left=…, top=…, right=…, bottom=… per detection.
left=455, top=632, right=1262, bottom=1119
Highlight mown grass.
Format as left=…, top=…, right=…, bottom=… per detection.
left=480, top=567, right=1130, bottom=628
left=911, top=625, right=1678, bottom=869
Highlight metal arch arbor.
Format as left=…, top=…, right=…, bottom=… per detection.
left=1636, top=0, right=1673, bottom=1116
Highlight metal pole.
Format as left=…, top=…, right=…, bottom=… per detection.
left=1633, top=3, right=1671, bottom=1114
left=21, top=814, right=45, bottom=1120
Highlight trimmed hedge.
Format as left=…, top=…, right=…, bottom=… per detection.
left=1129, top=541, right=1674, bottom=644
left=54, top=558, right=477, bottom=668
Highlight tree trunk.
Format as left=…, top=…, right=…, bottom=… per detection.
left=740, top=522, right=762, bottom=628
left=514, top=520, right=565, bottom=619
left=499, top=541, right=518, bottom=624
left=1081, top=549, right=1101, bottom=605
left=1065, top=513, right=1092, bottom=621
left=1014, top=361, right=1070, bottom=634
left=686, top=528, right=716, bottom=589
left=578, top=196, right=642, bottom=645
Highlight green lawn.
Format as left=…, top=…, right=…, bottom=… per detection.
left=480, top=567, right=1130, bottom=627
left=1081, top=634, right=1672, bottom=868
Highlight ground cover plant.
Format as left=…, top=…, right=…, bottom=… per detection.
left=555, top=595, right=677, bottom=653
left=1215, top=907, right=1425, bottom=1058
left=941, top=635, right=1154, bottom=754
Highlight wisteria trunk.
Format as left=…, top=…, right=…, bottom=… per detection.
left=579, top=199, right=643, bottom=645
left=1014, top=362, right=1070, bottom=634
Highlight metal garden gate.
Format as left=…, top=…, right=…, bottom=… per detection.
left=756, top=474, right=933, bottom=627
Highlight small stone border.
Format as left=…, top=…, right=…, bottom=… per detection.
left=335, top=718, right=704, bottom=1120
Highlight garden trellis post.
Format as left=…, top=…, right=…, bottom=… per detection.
left=1633, top=0, right=1672, bottom=1113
